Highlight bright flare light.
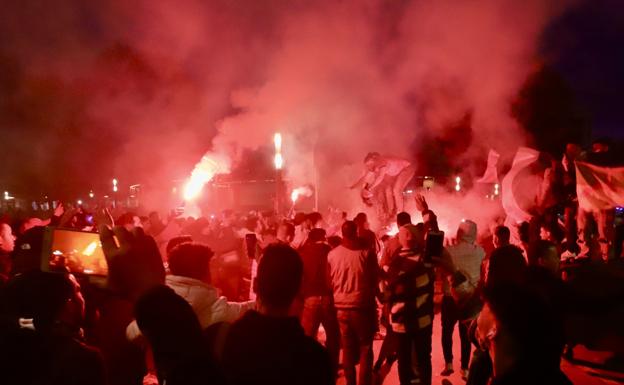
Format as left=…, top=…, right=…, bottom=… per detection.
left=290, top=186, right=313, bottom=204
left=274, top=153, right=284, bottom=170
left=183, top=155, right=227, bottom=201
left=273, top=132, right=283, bottom=170
left=386, top=223, right=399, bottom=236
left=454, top=176, right=461, bottom=192
left=274, top=133, right=282, bottom=152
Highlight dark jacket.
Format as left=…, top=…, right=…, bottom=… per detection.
left=0, top=329, right=105, bottom=385
left=221, top=310, right=333, bottom=385
left=298, top=242, right=333, bottom=298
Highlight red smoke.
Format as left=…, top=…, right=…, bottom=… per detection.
left=0, top=0, right=572, bottom=210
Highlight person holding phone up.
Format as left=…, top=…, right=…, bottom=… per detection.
left=383, top=222, right=467, bottom=385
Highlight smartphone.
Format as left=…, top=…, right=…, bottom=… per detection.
left=424, top=230, right=444, bottom=263
left=245, top=233, right=258, bottom=260
left=41, top=227, right=108, bottom=276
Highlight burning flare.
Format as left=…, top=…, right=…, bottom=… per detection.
left=290, top=186, right=313, bottom=203
left=183, top=153, right=230, bottom=201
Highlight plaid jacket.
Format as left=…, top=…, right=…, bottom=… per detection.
left=384, top=248, right=435, bottom=334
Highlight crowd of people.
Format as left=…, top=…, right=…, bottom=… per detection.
left=0, top=141, right=623, bottom=385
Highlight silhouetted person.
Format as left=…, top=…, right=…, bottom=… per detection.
left=298, top=228, right=340, bottom=374
left=528, top=240, right=561, bottom=276
left=354, top=212, right=379, bottom=255
left=467, top=245, right=528, bottom=385
left=476, top=283, right=571, bottom=385
left=493, top=226, right=510, bottom=249
left=0, top=271, right=105, bottom=385
left=380, top=212, right=412, bottom=269
left=135, top=285, right=224, bottom=385
left=221, top=244, right=333, bottom=385
left=0, top=222, right=15, bottom=283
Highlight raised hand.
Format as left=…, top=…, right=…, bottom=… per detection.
left=53, top=202, right=65, bottom=218
left=414, top=193, right=429, bottom=212
left=99, top=225, right=165, bottom=301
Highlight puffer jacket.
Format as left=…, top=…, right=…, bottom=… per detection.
left=165, top=275, right=255, bottom=328
left=126, top=275, right=255, bottom=340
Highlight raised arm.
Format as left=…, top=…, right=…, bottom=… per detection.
left=368, top=168, right=386, bottom=190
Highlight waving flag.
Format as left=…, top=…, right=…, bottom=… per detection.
left=576, top=161, right=624, bottom=211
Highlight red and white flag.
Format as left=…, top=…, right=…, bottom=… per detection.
left=575, top=161, right=624, bottom=211
left=476, top=149, right=500, bottom=184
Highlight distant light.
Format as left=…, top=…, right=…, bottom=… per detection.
left=112, top=178, right=118, bottom=186
left=494, top=183, right=500, bottom=196
left=113, top=186, right=118, bottom=192
left=454, top=175, right=461, bottom=192
left=88, top=191, right=94, bottom=198
left=77, top=200, right=83, bottom=205
left=455, top=176, right=461, bottom=183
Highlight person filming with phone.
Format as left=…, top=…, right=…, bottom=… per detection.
left=382, top=194, right=471, bottom=385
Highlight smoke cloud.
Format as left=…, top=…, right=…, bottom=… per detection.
left=0, top=0, right=570, bottom=214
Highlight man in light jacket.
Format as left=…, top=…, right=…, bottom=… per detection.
left=127, top=243, right=254, bottom=339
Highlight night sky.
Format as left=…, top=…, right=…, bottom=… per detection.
left=541, top=0, right=624, bottom=139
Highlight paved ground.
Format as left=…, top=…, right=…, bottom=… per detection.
left=332, top=314, right=624, bottom=385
